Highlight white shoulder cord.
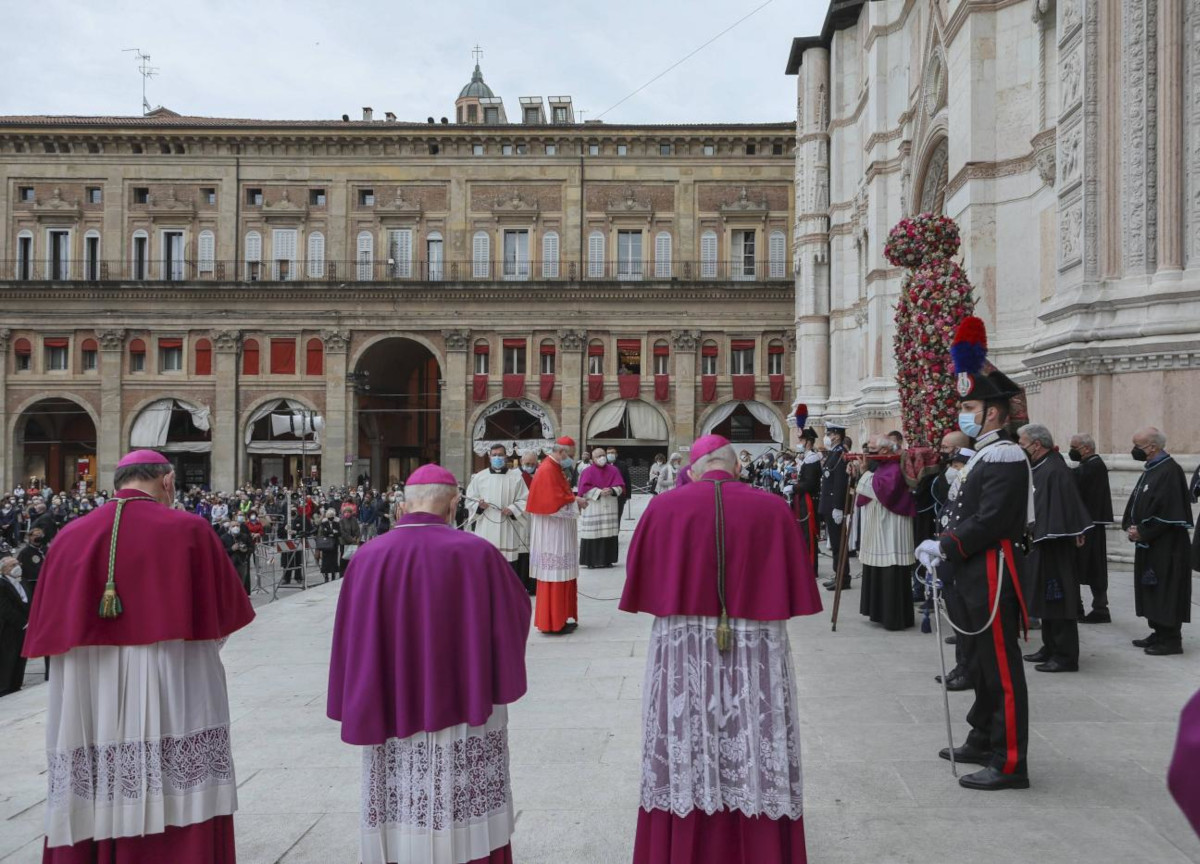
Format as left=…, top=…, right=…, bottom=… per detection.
left=928, top=547, right=1007, bottom=638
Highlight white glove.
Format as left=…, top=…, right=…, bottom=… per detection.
left=915, top=538, right=945, bottom=571
left=783, top=484, right=795, bottom=495
left=833, top=509, right=844, bottom=525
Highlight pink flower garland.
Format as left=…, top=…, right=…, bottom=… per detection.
left=885, top=213, right=975, bottom=447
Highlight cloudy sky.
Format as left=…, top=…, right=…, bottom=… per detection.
left=2, top=0, right=826, bottom=124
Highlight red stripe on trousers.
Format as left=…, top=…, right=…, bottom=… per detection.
left=987, top=548, right=1020, bottom=775
left=1000, top=538, right=1030, bottom=640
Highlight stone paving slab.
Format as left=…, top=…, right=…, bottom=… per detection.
left=1, top=508, right=1198, bottom=863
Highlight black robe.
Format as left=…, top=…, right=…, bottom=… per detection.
left=1191, top=464, right=1200, bottom=572
left=1122, top=456, right=1195, bottom=626
left=1027, top=451, right=1093, bottom=619
left=1073, top=454, right=1113, bottom=588
left=0, top=577, right=29, bottom=695
left=914, top=473, right=938, bottom=542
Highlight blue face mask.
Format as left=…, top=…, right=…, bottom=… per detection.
left=561, top=457, right=575, bottom=470
left=490, top=456, right=507, bottom=470
left=958, top=411, right=982, bottom=439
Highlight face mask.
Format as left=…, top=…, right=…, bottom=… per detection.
left=945, top=467, right=960, bottom=485
left=1067, top=448, right=1082, bottom=462
left=490, top=456, right=507, bottom=470
left=595, top=456, right=607, bottom=467
left=230, top=527, right=239, bottom=535
left=958, top=412, right=982, bottom=438
left=237, top=515, right=245, bottom=522
left=522, top=465, right=536, bottom=474
left=561, top=457, right=575, bottom=470
left=1131, top=446, right=1148, bottom=462
left=606, top=453, right=617, bottom=463
left=10, top=566, right=22, bottom=579
left=822, top=436, right=832, bottom=449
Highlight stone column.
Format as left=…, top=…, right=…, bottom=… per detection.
left=793, top=46, right=831, bottom=410
left=0, top=329, right=9, bottom=490
left=1156, top=0, right=1183, bottom=273
left=441, top=329, right=470, bottom=480
left=210, top=330, right=240, bottom=492
left=557, top=329, right=586, bottom=444
left=671, top=330, right=699, bottom=449
left=321, top=330, right=350, bottom=486
left=1121, top=0, right=1158, bottom=276
left=95, top=329, right=126, bottom=487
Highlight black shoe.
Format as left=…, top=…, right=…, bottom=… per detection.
left=1035, top=659, right=1079, bottom=673
left=1132, top=633, right=1159, bottom=648
left=946, top=675, right=973, bottom=691
left=1145, top=641, right=1183, bottom=656
left=945, top=635, right=958, bottom=645
left=1023, top=647, right=1051, bottom=663
left=958, top=766, right=1030, bottom=791
left=824, top=581, right=852, bottom=592
left=1080, top=610, right=1112, bottom=624
left=939, top=743, right=992, bottom=766
left=822, top=579, right=835, bottom=590
left=561, top=622, right=579, bottom=634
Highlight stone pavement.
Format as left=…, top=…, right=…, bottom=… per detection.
left=2, top=500, right=1199, bottom=863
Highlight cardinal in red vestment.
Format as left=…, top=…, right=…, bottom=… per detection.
left=526, top=437, right=585, bottom=634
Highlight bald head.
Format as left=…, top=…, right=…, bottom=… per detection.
left=940, top=431, right=970, bottom=456
left=1133, top=426, right=1167, bottom=459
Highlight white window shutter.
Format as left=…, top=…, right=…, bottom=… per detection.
left=272, top=228, right=297, bottom=280
left=769, top=230, right=786, bottom=278
left=700, top=231, right=717, bottom=279
left=357, top=231, right=374, bottom=280
left=472, top=231, right=490, bottom=278
left=542, top=231, right=559, bottom=278
left=307, top=231, right=325, bottom=278
left=197, top=230, right=215, bottom=273
left=654, top=231, right=672, bottom=278
left=588, top=231, right=605, bottom=277
left=245, top=231, right=261, bottom=280
left=388, top=228, right=413, bottom=278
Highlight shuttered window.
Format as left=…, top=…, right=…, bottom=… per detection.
left=768, top=230, right=786, bottom=278
left=197, top=230, right=215, bottom=273
left=307, top=231, right=325, bottom=278
left=654, top=231, right=672, bottom=278
left=195, top=338, right=212, bottom=375
left=700, top=231, right=718, bottom=279
left=542, top=231, right=559, bottom=278
left=388, top=228, right=413, bottom=278
left=356, top=231, right=374, bottom=281
left=472, top=231, right=490, bottom=278
left=587, top=230, right=605, bottom=278
left=245, top=231, right=262, bottom=280
left=272, top=228, right=297, bottom=281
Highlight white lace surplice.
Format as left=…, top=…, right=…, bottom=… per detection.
left=45, top=640, right=238, bottom=848
left=641, top=616, right=803, bottom=821
left=529, top=504, right=579, bottom=583
left=361, top=706, right=514, bottom=864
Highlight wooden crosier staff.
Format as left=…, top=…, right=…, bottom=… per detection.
left=829, top=479, right=855, bottom=632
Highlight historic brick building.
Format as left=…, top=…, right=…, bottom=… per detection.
left=0, top=64, right=796, bottom=493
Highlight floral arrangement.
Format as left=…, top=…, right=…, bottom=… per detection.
left=885, top=212, right=975, bottom=447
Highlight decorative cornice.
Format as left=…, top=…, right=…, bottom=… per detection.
left=1031, top=127, right=1057, bottom=187
left=210, top=329, right=240, bottom=352
left=1026, top=349, right=1200, bottom=381
left=320, top=329, right=350, bottom=353
left=945, top=151, right=1038, bottom=200
left=944, top=0, right=1028, bottom=47
left=441, top=329, right=471, bottom=351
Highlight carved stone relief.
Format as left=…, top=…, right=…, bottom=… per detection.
left=441, top=329, right=471, bottom=352
left=670, top=329, right=701, bottom=352
left=96, top=328, right=127, bottom=351
left=1057, top=122, right=1082, bottom=190
left=1059, top=43, right=1083, bottom=118
left=1122, top=0, right=1158, bottom=273
left=1058, top=196, right=1083, bottom=269
left=558, top=329, right=587, bottom=352
left=1059, top=0, right=1081, bottom=41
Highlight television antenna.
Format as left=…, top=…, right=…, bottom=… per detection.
left=122, top=48, right=159, bottom=115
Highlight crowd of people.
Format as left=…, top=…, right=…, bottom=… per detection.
left=5, top=311, right=1200, bottom=864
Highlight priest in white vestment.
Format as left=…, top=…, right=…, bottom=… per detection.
left=467, top=445, right=530, bottom=587
left=855, top=435, right=917, bottom=631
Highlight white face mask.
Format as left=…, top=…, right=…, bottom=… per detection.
left=230, top=527, right=240, bottom=535
left=9, top=566, right=22, bottom=579
left=595, top=456, right=607, bottom=466
left=822, top=436, right=832, bottom=449
left=945, top=467, right=960, bottom=485
left=606, top=453, right=617, bottom=463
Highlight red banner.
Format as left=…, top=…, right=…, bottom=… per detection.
left=618, top=374, right=641, bottom=399
left=473, top=374, right=489, bottom=402
left=732, top=375, right=755, bottom=401
left=769, top=374, right=785, bottom=403
left=654, top=374, right=670, bottom=402
left=502, top=374, right=525, bottom=398
left=702, top=375, right=717, bottom=403
left=540, top=374, right=555, bottom=401
left=588, top=375, right=604, bottom=402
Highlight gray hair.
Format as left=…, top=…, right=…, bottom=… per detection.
left=0, top=556, right=16, bottom=574
left=404, top=483, right=458, bottom=510
left=1072, top=433, right=1096, bottom=451
left=1146, top=427, right=1168, bottom=449
left=113, top=462, right=173, bottom=489
left=690, top=444, right=739, bottom=477
left=876, top=435, right=900, bottom=453
left=1018, top=423, right=1054, bottom=450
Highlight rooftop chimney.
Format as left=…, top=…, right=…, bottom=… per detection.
left=362, top=107, right=373, bottom=121
left=385, top=112, right=397, bottom=122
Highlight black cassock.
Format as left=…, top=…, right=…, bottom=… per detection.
left=914, top=472, right=938, bottom=542
left=0, top=578, right=29, bottom=695
left=1027, top=451, right=1093, bottom=620
left=1122, top=456, right=1195, bottom=627
left=1073, top=454, right=1113, bottom=595
left=1191, top=464, right=1200, bottom=572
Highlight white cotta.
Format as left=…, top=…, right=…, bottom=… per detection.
left=44, top=640, right=238, bottom=848
left=640, top=616, right=803, bottom=821
left=528, top=504, right=579, bottom=583
left=578, top=490, right=620, bottom=541
left=361, top=706, right=514, bottom=864
left=856, top=472, right=916, bottom=568
left=465, top=470, right=529, bottom=562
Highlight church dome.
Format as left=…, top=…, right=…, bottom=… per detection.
left=458, top=65, right=495, bottom=99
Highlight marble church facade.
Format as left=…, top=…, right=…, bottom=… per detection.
left=787, top=0, right=1200, bottom=471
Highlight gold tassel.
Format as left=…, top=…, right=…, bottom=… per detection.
left=98, top=581, right=123, bottom=618
left=716, top=610, right=731, bottom=652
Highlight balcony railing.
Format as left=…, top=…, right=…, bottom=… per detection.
left=0, top=259, right=792, bottom=284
